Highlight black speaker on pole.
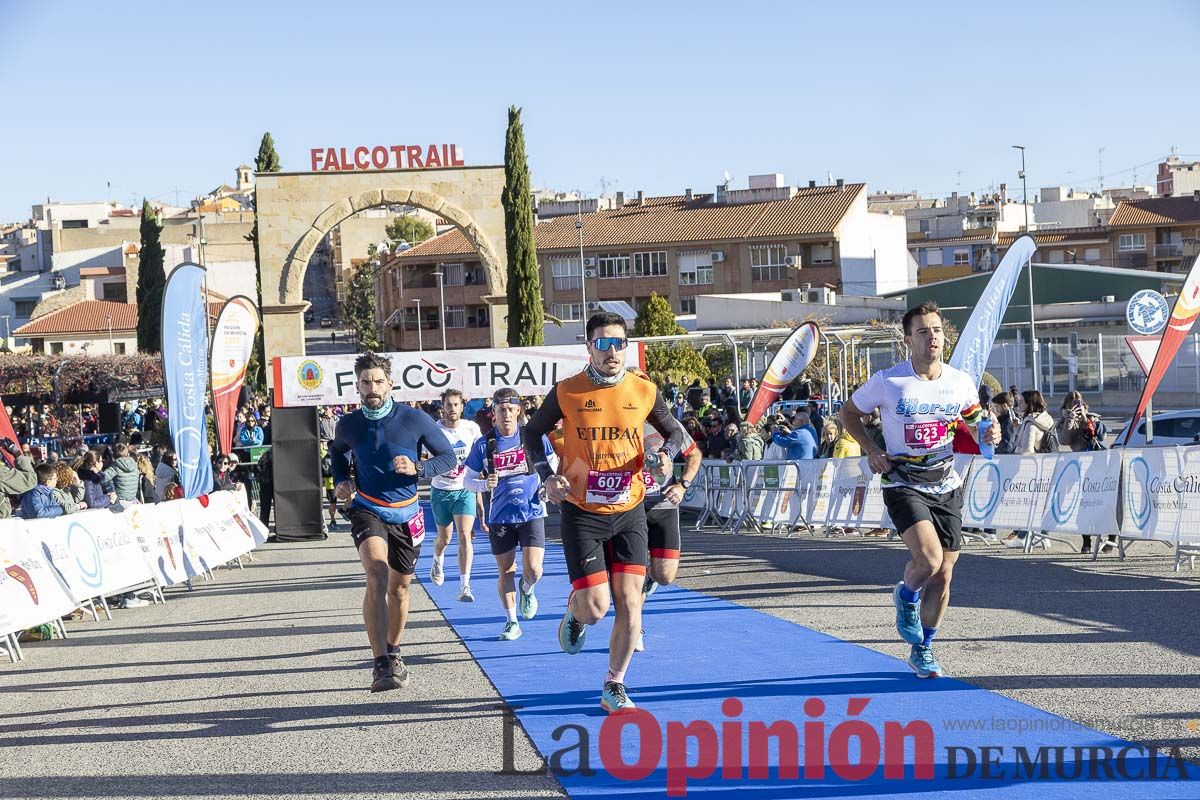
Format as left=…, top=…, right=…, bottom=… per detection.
left=99, top=403, right=122, bottom=436
left=270, top=406, right=325, bottom=541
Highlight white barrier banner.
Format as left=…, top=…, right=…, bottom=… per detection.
left=195, top=491, right=269, bottom=564
left=1038, top=450, right=1121, bottom=535
left=799, top=460, right=835, bottom=526
left=127, top=501, right=189, bottom=587
left=1120, top=447, right=1181, bottom=540
left=825, top=458, right=883, bottom=527
left=272, top=344, right=644, bottom=406
left=1170, top=446, right=1200, bottom=546
left=742, top=462, right=804, bottom=526
left=961, top=454, right=1048, bottom=530
left=0, top=520, right=79, bottom=636
left=35, top=509, right=155, bottom=602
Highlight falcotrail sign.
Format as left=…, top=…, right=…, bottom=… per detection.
left=309, top=144, right=465, bottom=172
left=271, top=344, right=646, bottom=407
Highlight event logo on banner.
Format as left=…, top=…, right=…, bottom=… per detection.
left=1120, top=447, right=1181, bottom=539
left=36, top=510, right=156, bottom=601
left=0, top=524, right=79, bottom=635
left=1125, top=260, right=1200, bottom=444
left=161, top=263, right=213, bottom=498
left=1172, top=446, right=1200, bottom=546
left=745, top=322, right=820, bottom=425
left=271, top=344, right=644, bottom=406
left=210, top=296, right=260, bottom=455
left=1038, top=451, right=1120, bottom=534
left=961, top=454, right=1049, bottom=530
left=950, top=235, right=1036, bottom=388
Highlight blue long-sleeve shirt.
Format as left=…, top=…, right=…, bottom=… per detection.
left=772, top=428, right=817, bottom=460
left=328, top=403, right=457, bottom=511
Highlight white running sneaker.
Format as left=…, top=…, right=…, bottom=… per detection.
left=457, top=585, right=475, bottom=603
left=430, top=560, right=444, bottom=586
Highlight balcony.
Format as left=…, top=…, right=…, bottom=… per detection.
left=1154, top=243, right=1183, bottom=258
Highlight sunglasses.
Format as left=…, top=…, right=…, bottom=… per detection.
left=589, top=337, right=628, bottom=352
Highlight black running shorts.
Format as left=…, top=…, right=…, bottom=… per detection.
left=644, top=501, right=681, bottom=560
left=560, top=502, right=648, bottom=591
left=883, top=485, right=963, bottom=552
left=349, top=506, right=423, bottom=574
left=488, top=517, right=547, bottom=556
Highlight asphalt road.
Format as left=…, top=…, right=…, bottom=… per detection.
left=3, top=513, right=1197, bottom=799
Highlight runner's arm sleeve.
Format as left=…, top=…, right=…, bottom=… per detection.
left=328, top=418, right=352, bottom=485
left=646, top=390, right=687, bottom=459
left=523, top=387, right=563, bottom=481
left=462, top=465, right=489, bottom=493
left=542, top=435, right=559, bottom=473
left=414, top=412, right=459, bottom=477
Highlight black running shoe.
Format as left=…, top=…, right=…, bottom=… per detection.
left=370, top=661, right=401, bottom=693
left=390, top=654, right=411, bottom=689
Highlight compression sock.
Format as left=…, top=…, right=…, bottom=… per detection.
left=921, top=626, right=937, bottom=647
left=899, top=583, right=921, bottom=603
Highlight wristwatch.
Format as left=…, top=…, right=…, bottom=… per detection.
left=414, top=461, right=425, bottom=478
left=678, top=478, right=692, bottom=490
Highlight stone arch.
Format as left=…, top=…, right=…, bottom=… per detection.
left=277, top=188, right=504, bottom=307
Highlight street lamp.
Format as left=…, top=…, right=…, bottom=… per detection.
left=577, top=199, right=587, bottom=335
left=412, top=297, right=423, bottom=351
left=431, top=270, right=447, bottom=350
left=105, top=314, right=114, bottom=354
left=1012, top=144, right=1038, bottom=391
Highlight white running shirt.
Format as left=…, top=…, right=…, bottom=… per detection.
left=850, top=360, right=983, bottom=494
left=431, top=419, right=483, bottom=491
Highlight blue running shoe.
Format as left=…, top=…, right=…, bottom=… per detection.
left=908, top=644, right=945, bottom=678
left=518, top=586, right=538, bottom=619
left=893, top=582, right=923, bottom=645
left=557, top=608, right=586, bottom=655
left=601, top=681, right=636, bottom=714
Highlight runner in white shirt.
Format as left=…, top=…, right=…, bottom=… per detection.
left=839, top=301, right=999, bottom=679
left=428, top=389, right=484, bottom=602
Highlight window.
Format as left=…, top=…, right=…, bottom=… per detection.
left=811, top=245, right=833, bottom=264
left=550, top=257, right=581, bottom=291
left=552, top=303, right=583, bottom=321
left=441, top=263, right=464, bottom=286
left=680, top=297, right=696, bottom=314
left=102, top=283, right=127, bottom=302
left=444, top=306, right=465, bottom=329
left=918, top=219, right=930, bottom=234
left=678, top=252, right=713, bottom=285
left=13, top=299, right=37, bottom=317
left=114, top=342, right=126, bottom=354
left=633, top=251, right=667, bottom=277
left=467, top=306, right=490, bottom=328
left=50, top=342, right=64, bottom=354
left=924, top=249, right=943, bottom=266
left=750, top=244, right=787, bottom=282
left=1047, top=250, right=1064, bottom=264
left=953, top=249, right=970, bottom=265
left=1119, top=234, right=1146, bottom=251
left=1084, top=248, right=1101, bottom=262
left=597, top=253, right=631, bottom=279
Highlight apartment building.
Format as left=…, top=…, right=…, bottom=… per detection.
left=1107, top=194, right=1200, bottom=272
left=375, top=177, right=911, bottom=350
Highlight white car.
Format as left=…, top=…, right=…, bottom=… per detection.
left=1112, top=409, right=1200, bottom=447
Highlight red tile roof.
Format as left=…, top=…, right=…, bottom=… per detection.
left=14, top=301, right=138, bottom=336
left=14, top=299, right=228, bottom=337
left=394, top=185, right=865, bottom=262
left=1108, top=196, right=1200, bottom=227
left=998, top=227, right=1108, bottom=246
left=79, top=266, right=126, bottom=277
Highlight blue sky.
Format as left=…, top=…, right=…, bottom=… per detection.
left=1, top=0, right=1197, bottom=221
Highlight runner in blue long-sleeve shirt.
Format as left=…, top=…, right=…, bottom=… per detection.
left=329, top=351, right=457, bottom=693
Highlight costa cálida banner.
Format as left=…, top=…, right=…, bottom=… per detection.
left=950, top=235, right=1037, bottom=389
left=745, top=321, right=821, bottom=425
left=161, top=263, right=213, bottom=498
left=271, top=343, right=645, bottom=407
left=210, top=296, right=260, bottom=455
left=1125, top=261, right=1200, bottom=443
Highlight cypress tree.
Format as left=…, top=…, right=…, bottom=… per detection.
left=502, top=106, right=543, bottom=346
left=246, top=132, right=281, bottom=389
left=136, top=199, right=166, bottom=352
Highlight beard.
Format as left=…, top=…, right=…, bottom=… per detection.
left=363, top=394, right=384, bottom=409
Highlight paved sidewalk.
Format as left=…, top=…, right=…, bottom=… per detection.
left=0, top=533, right=564, bottom=800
